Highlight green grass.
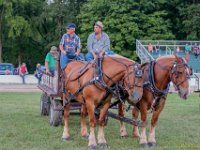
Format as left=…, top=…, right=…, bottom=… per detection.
left=0, top=92, right=200, bottom=150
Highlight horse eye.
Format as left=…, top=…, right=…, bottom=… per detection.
left=178, top=71, right=183, bottom=74
left=189, top=68, right=193, bottom=75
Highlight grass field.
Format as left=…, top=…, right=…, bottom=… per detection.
left=0, top=92, right=200, bottom=150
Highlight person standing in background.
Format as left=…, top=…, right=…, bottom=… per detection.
left=19, top=62, right=28, bottom=84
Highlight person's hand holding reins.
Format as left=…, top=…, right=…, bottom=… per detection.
left=61, top=50, right=66, bottom=55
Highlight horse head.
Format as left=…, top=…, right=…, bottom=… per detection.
left=155, top=55, right=191, bottom=100
left=123, top=62, right=143, bottom=104
left=170, top=55, right=192, bottom=99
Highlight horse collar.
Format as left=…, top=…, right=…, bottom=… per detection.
left=143, top=61, right=169, bottom=97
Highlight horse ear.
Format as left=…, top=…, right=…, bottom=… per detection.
left=174, top=54, right=178, bottom=60
left=184, top=52, right=189, bottom=63
left=174, top=55, right=180, bottom=62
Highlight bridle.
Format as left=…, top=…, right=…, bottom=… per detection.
left=156, top=57, right=190, bottom=91
left=170, top=59, right=191, bottom=90
left=122, top=63, right=143, bottom=92
left=106, top=56, right=143, bottom=92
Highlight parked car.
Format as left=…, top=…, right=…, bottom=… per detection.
left=0, top=63, right=15, bottom=75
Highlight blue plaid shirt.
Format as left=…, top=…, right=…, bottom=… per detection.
left=60, top=33, right=81, bottom=54
left=87, top=32, right=110, bottom=53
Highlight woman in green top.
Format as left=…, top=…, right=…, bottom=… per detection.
left=45, top=46, right=58, bottom=75
left=185, top=44, right=191, bottom=53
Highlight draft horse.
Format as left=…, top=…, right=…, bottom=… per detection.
left=62, top=56, right=143, bottom=150
left=118, top=55, right=191, bottom=148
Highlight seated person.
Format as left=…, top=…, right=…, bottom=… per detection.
left=45, top=46, right=58, bottom=75
left=34, top=63, right=43, bottom=84
left=59, top=23, right=85, bottom=70
left=155, top=44, right=160, bottom=53
left=185, top=44, right=191, bottom=53
left=193, top=43, right=199, bottom=59
left=148, top=42, right=153, bottom=53
left=85, top=21, right=114, bottom=62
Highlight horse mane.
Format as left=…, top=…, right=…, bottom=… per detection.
left=156, top=55, right=176, bottom=61
left=140, top=62, right=149, bottom=68
left=156, top=55, right=185, bottom=63
left=109, top=54, right=135, bottom=63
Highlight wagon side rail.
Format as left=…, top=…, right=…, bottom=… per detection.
left=38, top=56, right=63, bottom=97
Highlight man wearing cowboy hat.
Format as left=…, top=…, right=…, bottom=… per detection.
left=45, top=46, right=58, bottom=75
left=59, top=23, right=84, bottom=70
left=85, top=21, right=114, bottom=61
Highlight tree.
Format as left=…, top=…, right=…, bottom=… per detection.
left=1, top=0, right=86, bottom=72
left=0, top=0, right=44, bottom=67
left=78, top=0, right=174, bottom=60
left=179, top=3, right=200, bottom=40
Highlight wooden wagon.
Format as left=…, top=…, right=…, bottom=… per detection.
left=38, top=56, right=82, bottom=126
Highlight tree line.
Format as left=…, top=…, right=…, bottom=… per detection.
left=0, top=0, right=200, bottom=72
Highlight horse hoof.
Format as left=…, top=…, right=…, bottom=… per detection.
left=88, top=145, right=96, bottom=150
left=98, top=143, right=107, bottom=148
left=133, top=135, right=140, bottom=138
left=62, top=137, right=70, bottom=141
left=121, top=135, right=128, bottom=138
left=148, top=142, right=157, bottom=148
left=133, top=136, right=140, bottom=141
left=82, top=134, right=89, bottom=140
left=140, top=143, right=148, bottom=148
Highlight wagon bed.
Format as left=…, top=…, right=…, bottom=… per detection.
left=38, top=58, right=82, bottom=126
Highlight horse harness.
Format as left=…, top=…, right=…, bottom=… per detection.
left=62, top=56, right=143, bottom=111
left=142, top=58, right=190, bottom=112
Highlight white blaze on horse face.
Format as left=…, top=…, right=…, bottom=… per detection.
left=176, top=66, right=190, bottom=100
left=126, top=68, right=143, bottom=104
left=186, top=67, right=190, bottom=76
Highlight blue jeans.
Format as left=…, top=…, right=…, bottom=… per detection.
left=60, top=53, right=85, bottom=69
left=20, top=74, right=27, bottom=84
left=34, top=73, right=43, bottom=83
left=85, top=50, right=115, bottom=62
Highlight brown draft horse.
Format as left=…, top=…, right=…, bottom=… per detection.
left=62, top=56, right=143, bottom=150
left=118, top=55, right=191, bottom=148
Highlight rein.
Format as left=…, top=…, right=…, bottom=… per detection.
left=108, top=56, right=143, bottom=90
left=68, top=61, right=92, bottom=81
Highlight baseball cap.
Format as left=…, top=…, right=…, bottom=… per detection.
left=66, top=23, right=76, bottom=29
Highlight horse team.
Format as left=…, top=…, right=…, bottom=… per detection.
left=61, top=54, right=191, bottom=150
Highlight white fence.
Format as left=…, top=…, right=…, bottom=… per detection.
left=0, top=75, right=38, bottom=84
left=0, top=74, right=199, bottom=93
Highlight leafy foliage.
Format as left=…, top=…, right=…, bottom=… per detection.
left=78, top=0, right=174, bottom=60
left=0, top=0, right=200, bottom=71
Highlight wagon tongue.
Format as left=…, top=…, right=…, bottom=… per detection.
left=106, top=111, right=143, bottom=127
left=95, top=108, right=142, bottom=127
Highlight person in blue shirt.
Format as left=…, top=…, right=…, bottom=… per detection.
left=34, top=63, right=43, bottom=84
left=85, top=21, right=114, bottom=62
left=59, top=23, right=84, bottom=70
